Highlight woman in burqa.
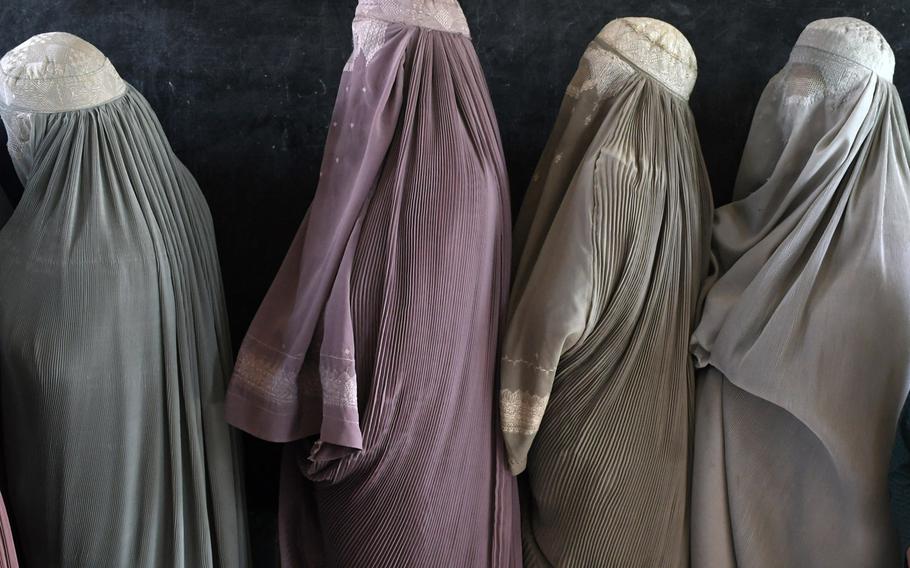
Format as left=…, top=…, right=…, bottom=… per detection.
left=0, top=33, right=249, bottom=566
left=224, top=0, right=520, bottom=566
left=692, top=17, right=910, bottom=567
left=499, top=17, right=712, bottom=567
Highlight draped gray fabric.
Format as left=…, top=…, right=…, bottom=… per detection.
left=691, top=18, right=909, bottom=567
left=0, top=86, right=249, bottom=566
left=499, top=19, right=712, bottom=567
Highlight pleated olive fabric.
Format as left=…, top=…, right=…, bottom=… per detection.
left=500, top=18, right=712, bottom=567
left=692, top=18, right=909, bottom=567
left=0, top=34, right=249, bottom=567
left=0, top=185, right=16, bottom=568
left=224, top=1, right=520, bottom=566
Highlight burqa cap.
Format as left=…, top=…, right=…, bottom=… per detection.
left=0, top=32, right=126, bottom=112
left=597, top=17, right=697, bottom=99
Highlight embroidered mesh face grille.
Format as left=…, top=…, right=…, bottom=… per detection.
left=566, top=47, right=636, bottom=101
left=355, top=0, right=469, bottom=36
left=778, top=48, right=872, bottom=110
left=344, top=0, right=470, bottom=71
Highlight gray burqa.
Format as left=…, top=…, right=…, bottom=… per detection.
left=691, top=18, right=910, bottom=567
left=500, top=18, right=712, bottom=567
left=0, top=33, right=249, bottom=566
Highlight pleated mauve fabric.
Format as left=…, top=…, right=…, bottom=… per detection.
left=0, top=35, right=249, bottom=566
left=224, top=1, right=520, bottom=566
left=499, top=19, right=712, bottom=567
left=0, top=185, right=16, bottom=568
left=692, top=18, right=909, bottom=567
left=0, top=493, right=15, bottom=568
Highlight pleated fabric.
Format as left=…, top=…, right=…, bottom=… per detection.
left=224, top=1, right=520, bottom=566
left=499, top=19, right=712, bottom=567
left=0, top=493, right=15, bottom=568
left=691, top=18, right=909, bottom=567
left=0, top=185, right=16, bottom=568
left=0, top=82, right=249, bottom=565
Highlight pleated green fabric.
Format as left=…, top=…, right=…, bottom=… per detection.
left=0, top=85, right=249, bottom=566
left=500, top=19, right=712, bottom=567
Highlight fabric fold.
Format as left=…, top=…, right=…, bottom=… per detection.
left=225, top=1, right=521, bottom=565
left=500, top=17, right=712, bottom=567
left=0, top=33, right=249, bottom=567
left=691, top=18, right=909, bottom=567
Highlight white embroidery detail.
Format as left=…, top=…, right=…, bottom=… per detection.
left=345, top=0, right=470, bottom=71
left=501, top=389, right=550, bottom=435
left=232, top=349, right=301, bottom=405
left=781, top=47, right=872, bottom=109
left=231, top=347, right=358, bottom=410
left=297, top=354, right=359, bottom=409
left=344, top=17, right=389, bottom=72
left=317, top=363, right=359, bottom=408
left=356, top=0, right=470, bottom=36
left=501, top=355, right=557, bottom=374
left=0, top=32, right=127, bottom=112
left=566, top=47, right=636, bottom=100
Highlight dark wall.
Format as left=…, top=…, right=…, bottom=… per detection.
left=0, top=1, right=907, bottom=564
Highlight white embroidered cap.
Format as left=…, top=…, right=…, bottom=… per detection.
left=596, top=17, right=697, bottom=100
left=0, top=32, right=127, bottom=113
left=795, top=17, right=894, bottom=82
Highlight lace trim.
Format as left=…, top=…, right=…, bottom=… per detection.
left=0, top=33, right=127, bottom=112
left=566, top=46, right=636, bottom=100
left=596, top=17, right=697, bottom=100
left=501, top=389, right=549, bottom=435
left=354, top=0, right=470, bottom=38
left=796, top=17, right=893, bottom=82
left=306, top=354, right=359, bottom=409
left=233, top=349, right=359, bottom=410
left=232, top=350, right=301, bottom=405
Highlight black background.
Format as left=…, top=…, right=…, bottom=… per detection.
left=0, top=1, right=907, bottom=564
